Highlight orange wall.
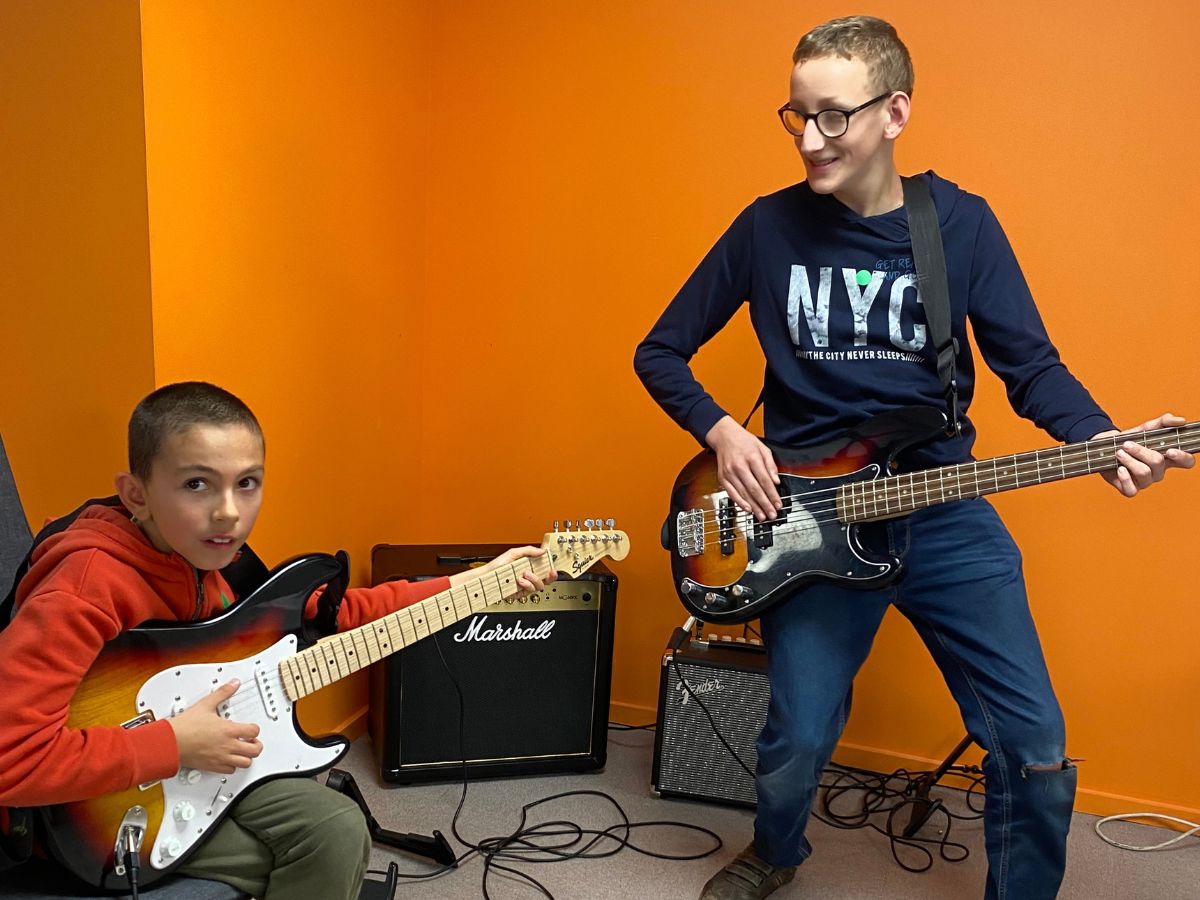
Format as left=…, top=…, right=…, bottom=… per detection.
left=0, top=0, right=155, bottom=524
left=4, top=0, right=1196, bottom=820
left=138, top=0, right=435, bottom=733
left=416, top=0, right=1200, bottom=819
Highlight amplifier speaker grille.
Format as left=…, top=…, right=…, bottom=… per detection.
left=652, top=639, right=770, bottom=807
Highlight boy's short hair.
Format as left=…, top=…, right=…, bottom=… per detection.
left=793, top=16, right=914, bottom=97
left=129, top=381, right=264, bottom=479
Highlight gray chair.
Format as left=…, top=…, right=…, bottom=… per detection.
left=0, top=433, right=31, bottom=608
left=0, top=433, right=245, bottom=900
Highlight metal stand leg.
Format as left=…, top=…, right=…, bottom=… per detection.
left=902, top=735, right=976, bottom=837
left=326, top=768, right=457, bottom=867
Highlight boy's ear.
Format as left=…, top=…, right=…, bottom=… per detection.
left=115, top=472, right=150, bottom=521
left=884, top=91, right=911, bottom=139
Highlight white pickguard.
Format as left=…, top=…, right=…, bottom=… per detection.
left=134, top=635, right=345, bottom=870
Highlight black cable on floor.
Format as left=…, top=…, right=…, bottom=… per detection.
left=667, top=640, right=985, bottom=874
left=385, top=633, right=723, bottom=899
left=815, top=762, right=983, bottom=872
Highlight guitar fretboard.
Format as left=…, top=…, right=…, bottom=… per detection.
left=838, top=422, right=1200, bottom=523
left=278, top=554, right=555, bottom=701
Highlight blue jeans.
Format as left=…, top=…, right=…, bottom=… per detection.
left=753, top=499, right=1076, bottom=900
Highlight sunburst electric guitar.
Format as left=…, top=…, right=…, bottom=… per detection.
left=666, top=406, right=1198, bottom=624
left=38, top=524, right=629, bottom=890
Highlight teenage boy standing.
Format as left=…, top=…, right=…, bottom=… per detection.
left=634, top=16, right=1194, bottom=900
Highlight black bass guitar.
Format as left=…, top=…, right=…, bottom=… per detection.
left=665, top=407, right=1198, bottom=624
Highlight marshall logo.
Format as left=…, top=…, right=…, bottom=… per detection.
left=454, top=614, right=556, bottom=643
left=677, top=676, right=722, bottom=706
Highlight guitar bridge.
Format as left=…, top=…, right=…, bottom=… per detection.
left=676, top=509, right=705, bottom=557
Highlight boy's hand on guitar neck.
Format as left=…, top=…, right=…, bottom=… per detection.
left=705, top=416, right=784, bottom=522
left=448, top=546, right=556, bottom=596
left=168, top=679, right=263, bottom=775
left=1091, top=412, right=1196, bottom=498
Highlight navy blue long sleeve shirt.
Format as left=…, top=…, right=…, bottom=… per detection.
left=634, top=171, right=1113, bottom=469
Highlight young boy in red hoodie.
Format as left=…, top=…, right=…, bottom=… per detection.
left=0, top=381, right=551, bottom=898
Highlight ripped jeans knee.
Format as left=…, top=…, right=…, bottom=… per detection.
left=1020, top=757, right=1080, bottom=778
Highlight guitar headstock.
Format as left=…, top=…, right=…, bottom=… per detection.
left=542, top=518, right=630, bottom=578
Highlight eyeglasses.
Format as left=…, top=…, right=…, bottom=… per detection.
left=777, top=92, right=893, bottom=139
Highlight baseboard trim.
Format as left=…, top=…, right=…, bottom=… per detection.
left=608, top=702, right=1198, bottom=823
left=610, top=700, right=658, bottom=728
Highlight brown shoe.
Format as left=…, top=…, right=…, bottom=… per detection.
left=699, top=844, right=796, bottom=899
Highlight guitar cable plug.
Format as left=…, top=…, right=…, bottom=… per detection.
left=668, top=616, right=698, bottom=652
left=122, top=826, right=141, bottom=900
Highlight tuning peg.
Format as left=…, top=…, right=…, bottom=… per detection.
left=584, top=518, right=595, bottom=530
left=605, top=518, right=616, bottom=529
left=553, top=521, right=560, bottom=533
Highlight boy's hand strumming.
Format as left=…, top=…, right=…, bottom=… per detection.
left=705, top=415, right=783, bottom=522
left=168, top=678, right=263, bottom=774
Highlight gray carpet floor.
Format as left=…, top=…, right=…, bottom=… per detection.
left=345, top=730, right=1198, bottom=900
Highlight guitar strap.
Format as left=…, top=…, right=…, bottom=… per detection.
left=309, top=549, right=350, bottom=639
left=741, top=175, right=962, bottom=438
left=902, top=175, right=961, bottom=437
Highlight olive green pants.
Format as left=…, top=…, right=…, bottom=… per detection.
left=178, top=777, right=370, bottom=900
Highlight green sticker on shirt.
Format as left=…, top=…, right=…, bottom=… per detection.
left=856, top=269, right=872, bottom=286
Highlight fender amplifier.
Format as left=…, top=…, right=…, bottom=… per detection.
left=368, top=543, right=616, bottom=784
left=652, top=636, right=769, bottom=807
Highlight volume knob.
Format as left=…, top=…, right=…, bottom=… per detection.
left=702, top=592, right=731, bottom=612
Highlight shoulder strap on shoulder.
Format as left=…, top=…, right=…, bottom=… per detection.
left=902, top=175, right=961, bottom=437
left=309, top=549, right=351, bottom=638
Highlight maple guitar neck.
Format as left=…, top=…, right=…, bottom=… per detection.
left=278, top=529, right=628, bottom=700
left=840, top=421, right=1200, bottom=524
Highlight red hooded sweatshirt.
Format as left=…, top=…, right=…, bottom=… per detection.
left=0, top=504, right=448, bottom=808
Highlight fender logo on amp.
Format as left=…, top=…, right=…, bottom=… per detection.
left=677, top=677, right=723, bottom=705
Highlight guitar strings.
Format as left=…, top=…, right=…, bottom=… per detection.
left=683, top=426, right=1198, bottom=545
left=193, top=558, right=566, bottom=720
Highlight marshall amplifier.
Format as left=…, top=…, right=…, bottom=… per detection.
left=652, top=636, right=770, bottom=808
left=369, top=543, right=616, bottom=784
